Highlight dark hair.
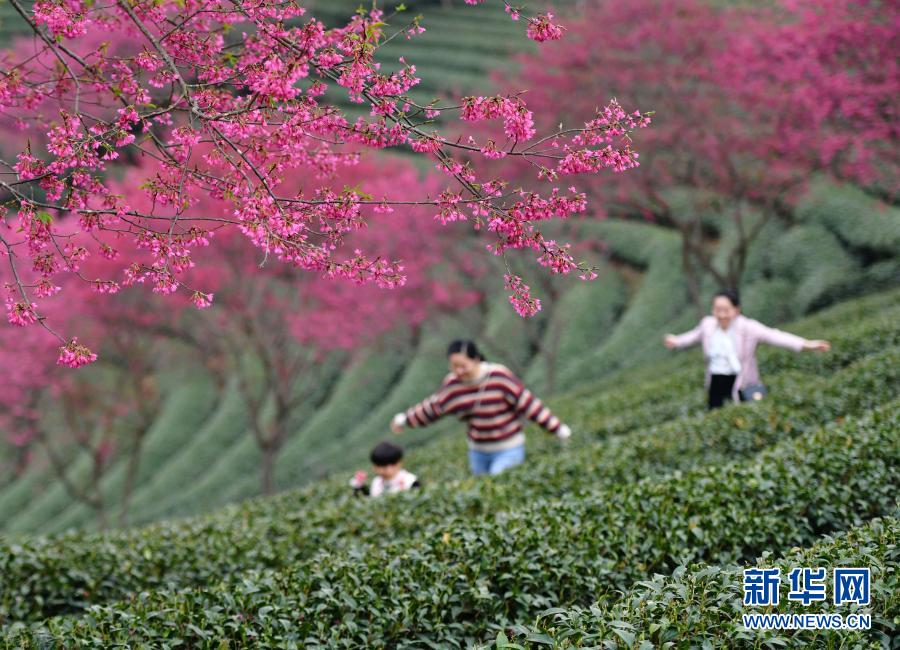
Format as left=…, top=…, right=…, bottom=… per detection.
left=371, top=441, right=404, bottom=467
left=714, top=288, right=741, bottom=308
left=446, top=339, right=485, bottom=361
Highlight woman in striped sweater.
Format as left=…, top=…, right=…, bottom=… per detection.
left=391, top=340, right=572, bottom=476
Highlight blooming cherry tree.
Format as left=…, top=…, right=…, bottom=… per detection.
left=0, top=271, right=164, bottom=527
left=0, top=0, right=649, bottom=364
left=122, top=155, right=481, bottom=494
left=513, top=0, right=896, bottom=298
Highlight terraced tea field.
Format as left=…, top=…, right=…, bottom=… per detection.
left=2, top=289, right=898, bottom=647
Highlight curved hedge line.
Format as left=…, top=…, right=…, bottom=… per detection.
left=769, top=225, right=861, bottom=315
left=273, top=343, right=410, bottom=491
left=124, top=379, right=251, bottom=526
left=556, top=221, right=689, bottom=391
left=1, top=376, right=219, bottom=536
left=556, top=298, right=899, bottom=440
left=524, top=261, right=628, bottom=395
left=0, top=343, right=894, bottom=629
left=5, top=399, right=898, bottom=647
left=797, top=179, right=900, bottom=256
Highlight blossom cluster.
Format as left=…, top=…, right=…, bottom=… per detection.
left=526, top=14, right=565, bottom=42
left=56, top=338, right=98, bottom=368
left=461, top=94, right=537, bottom=141
left=0, top=0, right=649, bottom=364
left=504, top=274, right=541, bottom=317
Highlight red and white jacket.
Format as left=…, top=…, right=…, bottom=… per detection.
left=402, top=362, right=562, bottom=452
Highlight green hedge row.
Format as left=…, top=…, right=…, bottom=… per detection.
left=556, top=298, right=900, bottom=440
left=0, top=295, right=897, bottom=616
left=273, top=344, right=411, bottom=491
left=5, top=399, right=898, bottom=647
left=284, top=321, right=468, bottom=482
left=796, top=178, right=900, bottom=256
left=0, top=314, right=895, bottom=624
left=555, top=221, right=690, bottom=391
left=123, top=379, right=251, bottom=526
left=524, top=261, right=629, bottom=395
left=0, top=341, right=894, bottom=628
left=1, top=375, right=220, bottom=536
left=325, top=347, right=900, bottom=573
left=37, top=353, right=344, bottom=535
left=770, top=225, right=862, bottom=315
left=489, top=512, right=899, bottom=649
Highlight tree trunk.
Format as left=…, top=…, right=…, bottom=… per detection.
left=95, top=501, right=108, bottom=530
left=38, top=432, right=107, bottom=528
left=260, top=442, right=278, bottom=496
left=545, top=319, right=563, bottom=395
left=117, top=432, right=146, bottom=527
left=682, top=237, right=705, bottom=319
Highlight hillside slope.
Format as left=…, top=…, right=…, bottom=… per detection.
left=1, top=288, right=897, bottom=647
left=0, top=1, right=897, bottom=535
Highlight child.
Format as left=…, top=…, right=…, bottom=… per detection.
left=350, top=440, right=420, bottom=497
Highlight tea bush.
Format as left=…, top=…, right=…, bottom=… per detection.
left=489, top=513, right=899, bottom=649
left=555, top=221, right=691, bottom=391
left=1, top=290, right=897, bottom=647
left=5, top=401, right=898, bottom=647
left=0, top=303, right=896, bottom=624
left=1, top=377, right=219, bottom=535
left=797, top=178, right=900, bottom=257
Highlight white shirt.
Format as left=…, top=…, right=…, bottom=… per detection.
left=369, top=469, right=418, bottom=497
left=708, top=325, right=742, bottom=375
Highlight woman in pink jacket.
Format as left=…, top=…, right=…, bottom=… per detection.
left=664, top=289, right=831, bottom=409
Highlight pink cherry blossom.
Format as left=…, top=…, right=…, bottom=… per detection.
left=0, top=0, right=651, bottom=361
left=526, top=13, right=565, bottom=43
left=504, top=274, right=541, bottom=318
left=190, top=291, right=214, bottom=309
left=6, top=299, right=39, bottom=326
left=57, top=338, right=98, bottom=368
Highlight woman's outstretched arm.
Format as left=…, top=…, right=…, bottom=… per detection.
left=392, top=377, right=454, bottom=432
left=753, top=321, right=830, bottom=352
left=499, top=370, right=570, bottom=438
left=664, top=321, right=704, bottom=349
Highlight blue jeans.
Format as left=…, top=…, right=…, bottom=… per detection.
left=468, top=445, right=525, bottom=476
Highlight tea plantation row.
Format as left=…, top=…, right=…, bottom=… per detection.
left=0, top=294, right=900, bottom=621
left=2, top=208, right=893, bottom=534
left=5, top=398, right=898, bottom=647
left=1, top=290, right=897, bottom=648
left=1, top=303, right=896, bottom=624
left=488, top=514, right=899, bottom=649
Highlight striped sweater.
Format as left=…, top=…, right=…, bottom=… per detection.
left=402, top=362, right=562, bottom=452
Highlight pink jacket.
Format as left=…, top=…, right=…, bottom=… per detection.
left=672, top=314, right=808, bottom=401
